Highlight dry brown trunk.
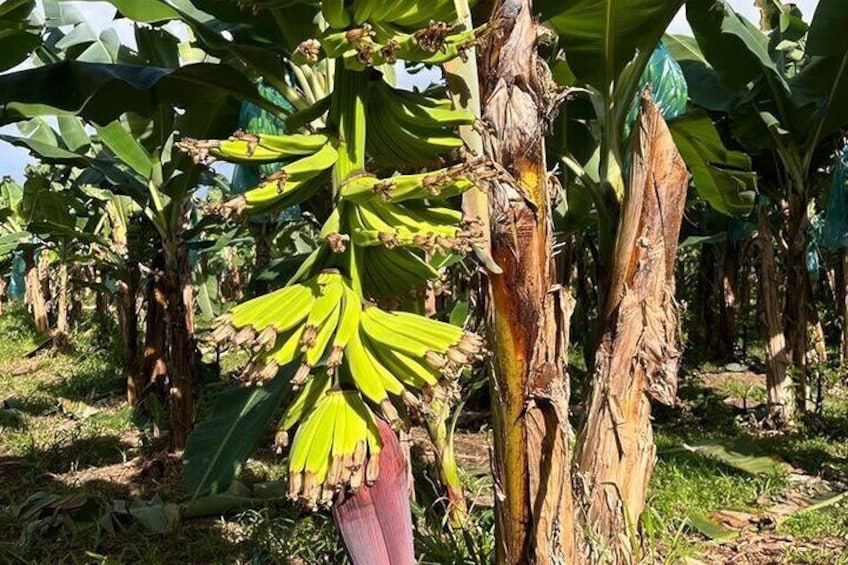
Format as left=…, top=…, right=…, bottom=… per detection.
left=574, top=94, right=689, bottom=564
left=119, top=264, right=143, bottom=406
left=55, top=261, right=69, bottom=346
left=24, top=249, right=48, bottom=334
left=783, top=195, right=810, bottom=412
left=0, top=276, right=6, bottom=316
left=756, top=207, right=795, bottom=426
left=164, top=242, right=196, bottom=451
left=143, top=257, right=169, bottom=426
left=481, top=2, right=575, bottom=562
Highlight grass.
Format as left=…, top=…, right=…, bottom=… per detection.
left=641, top=361, right=848, bottom=562
left=2, top=303, right=847, bottom=563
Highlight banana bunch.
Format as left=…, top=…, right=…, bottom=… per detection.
left=312, top=23, right=478, bottom=69
left=346, top=199, right=479, bottom=254
left=357, top=246, right=441, bottom=298
left=179, top=136, right=339, bottom=215
left=356, top=304, right=485, bottom=384
left=340, top=159, right=496, bottom=203
left=211, top=267, right=484, bottom=505
left=212, top=269, right=361, bottom=386
left=177, top=132, right=330, bottom=165
left=284, top=387, right=383, bottom=509
left=366, top=81, right=474, bottom=168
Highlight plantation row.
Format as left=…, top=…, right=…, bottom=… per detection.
left=1, top=0, right=847, bottom=563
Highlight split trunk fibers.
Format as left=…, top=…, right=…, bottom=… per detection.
left=23, top=248, right=48, bottom=334
left=119, top=264, right=143, bottom=406
left=574, top=93, right=689, bottom=564
left=756, top=208, right=796, bottom=425
left=481, top=1, right=574, bottom=562
left=783, top=193, right=812, bottom=412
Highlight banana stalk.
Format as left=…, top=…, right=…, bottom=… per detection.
left=424, top=385, right=468, bottom=527
left=445, top=0, right=501, bottom=274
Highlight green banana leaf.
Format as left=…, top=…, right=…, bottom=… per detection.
left=790, top=0, right=848, bottom=141
left=664, top=34, right=734, bottom=112
left=686, top=0, right=788, bottom=94
left=686, top=512, right=740, bottom=542
left=806, top=0, right=848, bottom=56
left=0, top=0, right=41, bottom=72
left=94, top=122, right=155, bottom=180
left=183, top=372, right=291, bottom=498
left=0, top=61, right=285, bottom=132
left=539, top=0, right=683, bottom=89
left=669, top=110, right=757, bottom=217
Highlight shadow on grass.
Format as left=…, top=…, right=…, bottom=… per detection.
left=653, top=375, right=848, bottom=481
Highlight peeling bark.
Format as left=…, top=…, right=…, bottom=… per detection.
left=55, top=261, right=69, bottom=346
left=164, top=240, right=197, bottom=451
left=755, top=207, right=795, bottom=427
left=574, top=94, right=689, bottom=564
left=481, top=1, right=575, bottom=562
left=24, top=249, right=48, bottom=334
left=119, top=264, right=143, bottom=407
left=143, top=256, right=168, bottom=429
left=783, top=195, right=811, bottom=412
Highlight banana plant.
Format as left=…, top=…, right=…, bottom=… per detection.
left=479, top=0, right=757, bottom=560
left=181, top=0, right=486, bottom=508
left=0, top=176, right=31, bottom=315
left=671, top=0, right=848, bottom=423
left=0, top=8, right=262, bottom=448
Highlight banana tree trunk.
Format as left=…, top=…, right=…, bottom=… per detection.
left=756, top=207, right=795, bottom=426
left=23, top=248, right=48, bottom=334
left=55, top=260, right=69, bottom=346
left=119, top=264, right=143, bottom=406
left=481, top=2, right=575, bottom=562
left=718, top=239, right=740, bottom=359
left=575, top=94, right=689, bottom=563
left=143, top=256, right=169, bottom=427
left=164, top=240, right=197, bottom=451
left=783, top=194, right=811, bottom=412
left=0, top=276, right=6, bottom=316
left=694, top=244, right=717, bottom=359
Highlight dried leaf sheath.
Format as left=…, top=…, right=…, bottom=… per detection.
left=574, top=93, right=690, bottom=563
left=481, top=1, right=575, bottom=562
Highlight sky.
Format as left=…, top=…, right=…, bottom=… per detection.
left=0, top=0, right=823, bottom=183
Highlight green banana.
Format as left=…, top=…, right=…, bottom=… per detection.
left=280, top=370, right=332, bottom=432
left=304, top=298, right=341, bottom=367
left=177, top=133, right=331, bottom=165
left=240, top=142, right=339, bottom=211
left=327, top=283, right=362, bottom=368
left=343, top=329, right=389, bottom=405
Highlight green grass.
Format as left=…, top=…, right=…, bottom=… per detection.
left=642, top=364, right=848, bottom=562
left=2, top=303, right=847, bottom=563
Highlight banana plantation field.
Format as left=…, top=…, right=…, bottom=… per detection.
left=3, top=0, right=848, bottom=563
